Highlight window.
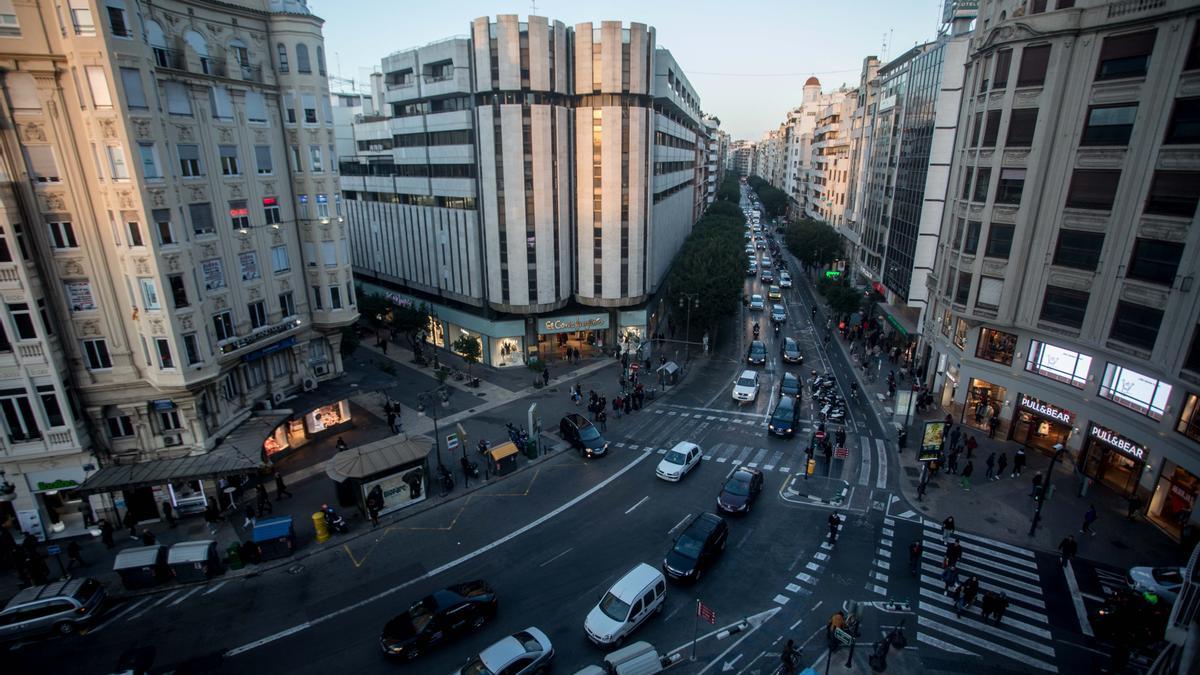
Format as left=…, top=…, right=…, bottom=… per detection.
left=167, top=274, right=188, bottom=308
left=229, top=200, right=249, bottom=230
left=1186, top=325, right=1200, bottom=373
left=0, top=0, right=16, bottom=37
left=37, top=298, right=53, bottom=337
left=47, top=221, right=77, bottom=249
left=178, top=144, right=202, bottom=177
left=125, top=220, right=143, bottom=247
left=263, top=197, right=281, bottom=225
left=85, top=66, right=111, bottom=108
left=24, top=146, right=60, bottom=183
left=13, top=224, right=27, bottom=260
left=1026, top=339, right=1092, bottom=388
left=245, top=90, right=268, bottom=123
left=1096, top=29, right=1156, bottom=81
left=213, top=311, right=234, bottom=341
left=1016, top=44, right=1050, bottom=87
left=317, top=46, right=326, bottom=75
left=0, top=393, right=41, bottom=442
left=1065, top=170, right=1119, bottom=210
left=164, top=81, right=191, bottom=116
left=270, top=351, right=289, bottom=378
left=106, top=1, right=129, bottom=37
left=183, top=333, right=202, bottom=365
left=68, top=0, right=94, bottom=35
left=0, top=321, right=10, bottom=352
left=189, top=202, right=215, bottom=235
left=1006, top=109, right=1037, bottom=147
left=302, top=94, right=318, bottom=124
left=1099, top=362, right=1170, bottom=419
left=985, top=224, right=1014, bottom=259
left=201, top=258, right=224, bottom=290
left=976, top=328, right=1017, bottom=365
left=298, top=194, right=308, bottom=218
left=155, top=338, right=174, bottom=369
left=296, top=43, right=311, bottom=73
left=278, top=291, right=295, bottom=318
left=64, top=280, right=94, bottom=312
left=238, top=251, right=259, bottom=280
left=970, top=112, right=983, bottom=147
left=963, top=220, right=981, bottom=255
left=316, top=194, right=329, bottom=219
left=329, top=285, right=342, bottom=310
left=9, top=303, right=34, bottom=340
left=139, top=278, right=160, bottom=309
left=0, top=229, right=9, bottom=263
left=976, top=277, right=1004, bottom=310
left=1080, top=104, right=1137, bottom=146
left=119, top=68, right=147, bottom=109
left=1110, top=302, right=1163, bottom=351
left=289, top=145, right=302, bottom=172
left=248, top=300, right=267, bottom=329
left=106, top=414, right=134, bottom=438
left=1165, top=98, right=1200, bottom=145
left=982, top=110, right=1002, bottom=147
left=971, top=168, right=990, bottom=203
left=153, top=209, right=175, bottom=245
left=954, top=271, right=972, bottom=305
left=83, top=339, right=112, bottom=369
left=276, top=43, right=289, bottom=72
left=209, top=86, right=233, bottom=120
left=346, top=281, right=354, bottom=306
left=254, top=145, right=273, bottom=175
left=106, top=146, right=129, bottom=180
left=271, top=245, right=289, bottom=273
left=1127, top=238, right=1184, bottom=285
left=309, top=145, right=322, bottom=172
left=1053, top=229, right=1104, bottom=270
left=1040, top=286, right=1088, bottom=328
left=321, top=240, right=337, bottom=266
left=137, top=143, right=161, bottom=179
left=246, top=361, right=265, bottom=388
left=1145, top=171, right=1200, bottom=218
left=38, top=387, right=64, bottom=428
left=311, top=285, right=323, bottom=310
left=993, top=49, right=1012, bottom=89
left=995, top=169, right=1025, bottom=205
left=219, top=145, right=240, bottom=175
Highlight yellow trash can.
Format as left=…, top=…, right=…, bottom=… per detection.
left=313, top=511, right=330, bottom=544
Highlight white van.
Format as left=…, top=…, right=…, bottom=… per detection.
left=573, top=641, right=666, bottom=675
left=584, top=564, right=666, bottom=646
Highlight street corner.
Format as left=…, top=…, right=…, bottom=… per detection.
left=780, top=473, right=851, bottom=507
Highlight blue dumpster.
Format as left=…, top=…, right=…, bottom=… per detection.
left=252, top=516, right=296, bottom=561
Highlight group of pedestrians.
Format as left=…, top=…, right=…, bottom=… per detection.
left=935, top=515, right=1010, bottom=624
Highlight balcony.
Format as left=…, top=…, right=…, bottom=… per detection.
left=16, top=342, right=44, bottom=360
left=157, top=49, right=227, bottom=78
left=0, top=263, right=21, bottom=288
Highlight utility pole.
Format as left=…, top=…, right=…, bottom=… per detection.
left=1029, top=443, right=1068, bottom=536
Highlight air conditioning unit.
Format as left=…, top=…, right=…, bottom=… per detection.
left=313, top=364, right=330, bottom=377
left=302, top=377, right=317, bottom=391
left=163, top=433, right=183, bottom=447
left=272, top=391, right=286, bottom=406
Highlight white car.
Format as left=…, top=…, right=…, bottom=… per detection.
left=1129, top=566, right=1184, bottom=604
left=749, top=294, right=765, bottom=310
left=732, top=370, right=760, bottom=402
left=455, top=627, right=554, bottom=675
left=780, top=272, right=793, bottom=288
left=656, top=441, right=702, bottom=482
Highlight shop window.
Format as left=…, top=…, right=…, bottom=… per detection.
left=981, top=110, right=1002, bottom=147
left=963, top=220, right=981, bottom=254
left=1040, top=285, right=1088, bottom=328
left=1099, top=362, right=1170, bottom=420
left=1082, top=104, right=1137, bottom=146
left=1166, top=98, right=1200, bottom=145
left=1127, top=238, right=1183, bottom=286
left=1095, top=29, right=1156, bottom=81
left=940, top=309, right=953, bottom=337
left=1144, top=171, right=1200, bottom=218
left=246, top=361, right=265, bottom=388
left=1110, top=301, right=1162, bottom=352
left=985, top=224, right=1014, bottom=259
left=953, top=318, right=969, bottom=351
left=976, top=328, right=1017, bottom=365
left=1026, top=339, right=1092, bottom=388
left=1178, top=393, right=1200, bottom=443
left=1052, top=229, right=1104, bottom=270
left=972, top=169, right=990, bottom=203
left=1005, top=109, right=1037, bottom=147
left=1065, top=169, right=1120, bottom=210
left=995, top=169, right=1025, bottom=205
left=1016, top=44, right=1051, bottom=87
left=160, top=408, right=182, bottom=430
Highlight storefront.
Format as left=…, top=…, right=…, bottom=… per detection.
left=1010, top=393, right=1075, bottom=455
left=24, top=467, right=90, bottom=540
left=937, top=354, right=959, bottom=410
left=326, top=434, right=431, bottom=517
left=536, top=312, right=610, bottom=360
left=1148, top=461, right=1198, bottom=540
left=1079, top=423, right=1147, bottom=497
left=263, top=400, right=352, bottom=462
left=962, top=378, right=1006, bottom=432
left=491, top=336, right=525, bottom=367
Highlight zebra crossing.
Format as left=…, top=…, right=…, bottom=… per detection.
left=610, top=440, right=797, bottom=474
left=914, top=520, right=1059, bottom=672
left=865, top=516, right=896, bottom=596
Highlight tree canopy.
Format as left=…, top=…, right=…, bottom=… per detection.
left=746, top=175, right=788, bottom=218
left=666, top=175, right=746, bottom=335
left=783, top=218, right=843, bottom=270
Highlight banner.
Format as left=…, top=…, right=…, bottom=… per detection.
left=919, top=421, right=947, bottom=462
left=360, top=466, right=426, bottom=517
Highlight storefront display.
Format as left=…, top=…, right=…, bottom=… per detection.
left=305, top=400, right=351, bottom=434
left=25, top=467, right=90, bottom=539
left=1149, top=461, right=1198, bottom=539
left=1080, top=423, right=1147, bottom=497
left=360, top=466, right=427, bottom=517
left=491, top=337, right=524, bottom=367
left=976, top=328, right=1017, bottom=365
left=1010, top=393, right=1075, bottom=455
left=962, top=378, right=1005, bottom=432
left=537, top=312, right=609, bottom=360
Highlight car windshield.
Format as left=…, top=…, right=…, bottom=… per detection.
left=408, top=598, right=435, bottom=633
left=673, top=533, right=704, bottom=560
left=736, top=376, right=756, bottom=387
left=751, top=345, right=765, bottom=356
left=599, top=591, right=631, bottom=622
left=665, top=450, right=688, bottom=464
left=514, top=631, right=542, bottom=652
left=752, top=295, right=763, bottom=303
left=724, top=475, right=751, bottom=496
left=460, top=657, right=495, bottom=675
left=579, top=425, right=600, bottom=441
left=774, top=400, right=794, bottom=417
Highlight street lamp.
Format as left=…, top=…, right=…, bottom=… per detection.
left=679, top=293, right=700, bottom=365
left=428, top=307, right=441, bottom=370
left=417, top=386, right=451, bottom=472
left=1029, top=442, right=1069, bottom=536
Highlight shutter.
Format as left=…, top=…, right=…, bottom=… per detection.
left=209, top=86, right=233, bottom=119
left=86, top=66, right=112, bottom=107
left=119, top=68, right=146, bottom=108
left=1099, top=29, right=1157, bottom=60
left=977, top=278, right=1004, bottom=308
left=255, top=145, right=272, bottom=172
left=24, top=146, right=59, bottom=181
left=178, top=144, right=199, bottom=162
left=165, top=81, right=190, bottom=115
left=321, top=241, right=336, bottom=266
left=1000, top=168, right=1026, bottom=181
left=323, top=95, right=333, bottom=124
left=282, top=93, right=295, bottom=122
left=245, top=90, right=267, bottom=122
left=5, top=73, right=40, bottom=110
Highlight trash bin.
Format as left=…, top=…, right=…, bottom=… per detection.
left=252, top=516, right=296, bottom=561
left=113, top=545, right=168, bottom=590
left=226, top=542, right=244, bottom=570
left=167, top=540, right=224, bottom=582
left=489, top=441, right=519, bottom=476
left=524, top=439, right=538, bottom=459
left=646, top=387, right=657, bottom=400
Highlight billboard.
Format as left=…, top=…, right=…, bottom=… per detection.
left=919, top=421, right=947, bottom=462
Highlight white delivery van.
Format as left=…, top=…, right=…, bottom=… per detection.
left=584, top=563, right=666, bottom=646
left=574, top=641, right=667, bottom=675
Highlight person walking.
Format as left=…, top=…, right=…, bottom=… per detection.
left=274, top=470, right=293, bottom=500
left=336, top=437, right=348, bottom=453
left=597, top=409, right=608, bottom=432
left=613, top=394, right=623, bottom=418
left=908, top=541, right=923, bottom=576
left=949, top=425, right=962, bottom=453
left=1059, top=534, right=1078, bottom=568
left=988, top=414, right=1000, bottom=438
left=964, top=435, right=978, bottom=458
left=947, top=449, right=960, bottom=475
left=161, top=499, right=176, bottom=528
left=1030, top=472, right=1044, bottom=498
left=960, top=460, right=974, bottom=490
left=66, top=540, right=85, bottom=570
left=242, top=503, right=256, bottom=529
left=1082, top=504, right=1098, bottom=535
left=984, top=452, right=996, bottom=480
left=828, top=513, right=841, bottom=543
left=255, top=483, right=273, bottom=516
left=993, top=592, right=1010, bottom=625
left=946, top=539, right=964, bottom=568
left=995, top=452, right=1008, bottom=480
left=123, top=509, right=139, bottom=540
left=99, top=518, right=115, bottom=549
left=942, top=515, right=956, bottom=543
left=980, top=591, right=997, bottom=623
left=541, top=366, right=550, bottom=387
left=942, top=564, right=959, bottom=593
left=204, top=502, right=220, bottom=536
left=1012, top=448, right=1026, bottom=477
left=962, top=576, right=980, bottom=611
left=623, top=396, right=632, bottom=415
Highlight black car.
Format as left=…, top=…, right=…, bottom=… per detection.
left=380, top=580, right=498, bottom=660
left=779, top=372, right=802, bottom=399
left=781, top=338, right=803, bottom=365
left=663, top=513, right=729, bottom=583
left=1092, top=588, right=1170, bottom=647
left=747, top=341, right=767, bottom=366
left=716, top=467, right=764, bottom=515
left=559, top=413, right=609, bottom=457
left=768, top=396, right=801, bottom=438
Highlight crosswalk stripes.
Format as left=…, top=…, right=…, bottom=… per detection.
left=866, top=517, right=895, bottom=596
left=915, top=521, right=1058, bottom=672
left=747, top=448, right=769, bottom=468
left=1094, top=568, right=1126, bottom=596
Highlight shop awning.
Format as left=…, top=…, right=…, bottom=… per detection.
left=656, top=361, right=680, bottom=375
left=77, top=414, right=287, bottom=495
left=874, top=301, right=920, bottom=338
left=325, top=434, right=432, bottom=483
left=488, top=441, right=518, bottom=461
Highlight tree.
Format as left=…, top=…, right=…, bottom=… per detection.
left=389, top=301, right=429, bottom=351
left=746, top=176, right=789, bottom=218
left=826, top=284, right=864, bottom=318
left=357, top=288, right=388, bottom=330
left=339, top=324, right=360, bottom=357
left=452, top=334, right=482, bottom=376
left=784, top=218, right=843, bottom=270
left=716, top=174, right=740, bottom=203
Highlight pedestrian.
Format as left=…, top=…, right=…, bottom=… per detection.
left=614, top=394, right=623, bottom=418
left=952, top=583, right=966, bottom=617
left=908, top=541, right=923, bottom=576
left=140, top=529, right=157, bottom=546
left=993, top=592, right=1010, bottom=625
left=944, top=412, right=954, bottom=428
left=274, top=470, right=293, bottom=500
left=962, top=576, right=980, bottom=610
left=949, top=425, right=962, bottom=453
left=1058, top=534, right=1078, bottom=568
left=828, top=513, right=841, bottom=543
left=946, top=539, right=964, bottom=567
left=243, top=503, right=256, bottom=529
left=996, top=452, right=1008, bottom=479
left=1082, top=504, right=1098, bottom=535
left=1012, top=448, right=1026, bottom=477
left=988, top=414, right=1000, bottom=438
left=367, top=496, right=381, bottom=527
left=542, top=367, right=550, bottom=386
left=942, top=515, right=956, bottom=543
left=1127, top=494, right=1144, bottom=520
left=980, top=591, right=997, bottom=622
left=162, top=499, right=176, bottom=528
left=964, top=435, right=978, bottom=458
left=123, top=509, right=139, bottom=540
left=597, top=409, right=608, bottom=432
left=66, top=540, right=84, bottom=570
left=942, top=564, right=959, bottom=593
left=99, top=519, right=114, bottom=549
left=1030, top=472, right=1044, bottom=498
left=984, top=452, right=996, bottom=480
left=947, top=449, right=960, bottom=474
left=204, top=502, right=220, bottom=536
left=336, top=437, right=348, bottom=453
left=624, top=396, right=632, bottom=415
left=960, top=460, right=973, bottom=490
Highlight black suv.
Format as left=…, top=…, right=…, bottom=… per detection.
left=663, top=513, right=729, bottom=583
left=768, top=396, right=801, bottom=438
left=746, top=341, right=767, bottom=366
left=380, top=580, right=498, bottom=660
left=779, top=372, right=802, bottom=399
left=559, top=413, right=609, bottom=457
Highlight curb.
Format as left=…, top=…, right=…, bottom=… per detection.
left=781, top=475, right=850, bottom=507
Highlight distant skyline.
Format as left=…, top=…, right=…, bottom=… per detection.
left=312, top=0, right=941, bottom=140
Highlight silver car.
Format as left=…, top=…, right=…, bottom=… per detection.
left=0, top=577, right=107, bottom=642
left=454, top=626, right=553, bottom=674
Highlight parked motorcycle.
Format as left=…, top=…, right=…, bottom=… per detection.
left=461, top=456, right=480, bottom=479
left=437, top=465, right=455, bottom=493
left=321, top=504, right=349, bottom=534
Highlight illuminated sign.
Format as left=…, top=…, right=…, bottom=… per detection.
left=538, top=314, right=609, bottom=335
left=220, top=319, right=301, bottom=354
left=1019, top=394, right=1073, bottom=425
left=1088, top=424, right=1146, bottom=461
left=263, top=197, right=278, bottom=206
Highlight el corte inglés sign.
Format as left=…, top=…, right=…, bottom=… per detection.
left=1019, top=394, right=1073, bottom=425
left=1089, top=424, right=1147, bottom=461
left=539, top=314, right=609, bottom=334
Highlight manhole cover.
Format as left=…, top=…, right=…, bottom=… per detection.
left=287, top=564, right=305, bottom=575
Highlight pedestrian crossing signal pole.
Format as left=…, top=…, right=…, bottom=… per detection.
left=692, top=599, right=699, bottom=661
left=1029, top=443, right=1068, bottom=536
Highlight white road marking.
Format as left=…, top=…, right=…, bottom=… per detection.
left=875, top=560, right=891, bottom=570
left=920, top=557, right=1043, bottom=594
left=924, top=538, right=1039, bottom=571
left=917, top=632, right=979, bottom=656
left=919, top=586, right=1048, bottom=625
left=669, top=513, right=692, bottom=535
left=877, top=548, right=892, bottom=558
left=919, top=572, right=1047, bottom=610
left=920, top=521, right=1038, bottom=558
left=918, top=617, right=1059, bottom=672
left=224, top=447, right=655, bottom=657
left=773, top=594, right=790, bottom=605
left=814, top=552, right=828, bottom=561
left=882, top=527, right=894, bottom=537
left=88, top=597, right=152, bottom=634
left=916, top=607, right=1056, bottom=657
left=1062, top=561, right=1095, bottom=637
left=786, top=583, right=802, bottom=593
left=169, top=586, right=203, bottom=606
left=624, top=496, right=649, bottom=515
left=858, top=436, right=871, bottom=486
left=805, top=562, right=821, bottom=571
left=866, top=584, right=887, bottom=595
left=875, top=438, right=888, bottom=489
left=795, top=573, right=816, bottom=584
left=204, top=580, right=230, bottom=595
left=538, top=547, right=575, bottom=567
left=124, top=590, right=179, bottom=622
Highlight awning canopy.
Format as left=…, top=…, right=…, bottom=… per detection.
left=874, top=301, right=919, bottom=338
left=488, top=441, right=518, bottom=461
left=78, top=414, right=287, bottom=495
left=656, top=361, right=680, bottom=375
left=325, top=434, right=431, bottom=483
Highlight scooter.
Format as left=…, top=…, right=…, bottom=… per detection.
left=322, top=505, right=349, bottom=534
left=437, top=465, right=455, bottom=493
left=461, top=456, right=480, bottom=479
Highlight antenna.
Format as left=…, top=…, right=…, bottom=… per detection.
left=530, top=0, right=539, bottom=15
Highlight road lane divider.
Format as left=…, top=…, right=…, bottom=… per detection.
left=624, top=496, right=649, bottom=514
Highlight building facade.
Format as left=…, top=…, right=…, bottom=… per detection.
left=343, top=15, right=706, bottom=366
left=922, top=0, right=1200, bottom=541
left=0, top=0, right=356, bottom=535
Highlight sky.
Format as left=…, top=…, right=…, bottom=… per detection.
left=312, top=0, right=941, bottom=141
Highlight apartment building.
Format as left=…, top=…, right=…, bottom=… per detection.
left=923, top=0, right=1200, bottom=542
left=728, top=140, right=754, bottom=176
left=801, top=93, right=855, bottom=227
left=0, top=0, right=356, bottom=533
left=343, top=15, right=705, bottom=366
left=842, top=56, right=881, bottom=260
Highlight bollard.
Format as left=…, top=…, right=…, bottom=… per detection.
left=313, top=511, right=330, bottom=544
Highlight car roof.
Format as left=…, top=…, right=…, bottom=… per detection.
left=684, top=513, right=724, bottom=536
left=731, top=466, right=763, bottom=480
left=784, top=337, right=797, bottom=347
left=773, top=304, right=785, bottom=311
left=479, top=634, right=526, bottom=668
left=782, top=371, right=799, bottom=383
left=609, top=563, right=663, bottom=600
left=564, top=412, right=591, bottom=427
left=669, top=441, right=699, bottom=453
left=750, top=341, right=766, bottom=349
left=6, top=578, right=90, bottom=608
left=738, top=369, right=757, bottom=380
left=775, top=396, right=796, bottom=411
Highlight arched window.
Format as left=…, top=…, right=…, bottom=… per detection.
left=145, top=19, right=169, bottom=67
left=229, top=38, right=248, bottom=66
left=276, top=43, right=289, bottom=73
left=4, top=73, right=40, bottom=111
left=295, top=43, right=311, bottom=74
left=316, top=46, right=326, bottom=76
left=183, top=30, right=214, bottom=75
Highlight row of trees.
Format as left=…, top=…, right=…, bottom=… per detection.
left=745, top=175, right=789, bottom=218
left=665, top=175, right=747, bottom=335
left=353, top=290, right=483, bottom=374
left=780, top=218, right=864, bottom=318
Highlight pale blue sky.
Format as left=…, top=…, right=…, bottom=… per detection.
left=311, top=0, right=940, bottom=140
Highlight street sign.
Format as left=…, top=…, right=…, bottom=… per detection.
left=834, top=446, right=849, bottom=459
left=834, top=628, right=854, bottom=646
left=697, top=601, right=716, bottom=624
left=446, top=433, right=460, bottom=451
left=46, top=545, right=61, bottom=555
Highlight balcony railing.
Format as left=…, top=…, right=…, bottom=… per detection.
left=157, top=49, right=227, bottom=77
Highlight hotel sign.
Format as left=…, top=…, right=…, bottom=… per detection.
left=538, top=314, right=609, bottom=335
left=221, top=319, right=301, bottom=355
left=1019, top=394, right=1073, bottom=425
left=1089, top=424, right=1147, bottom=461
